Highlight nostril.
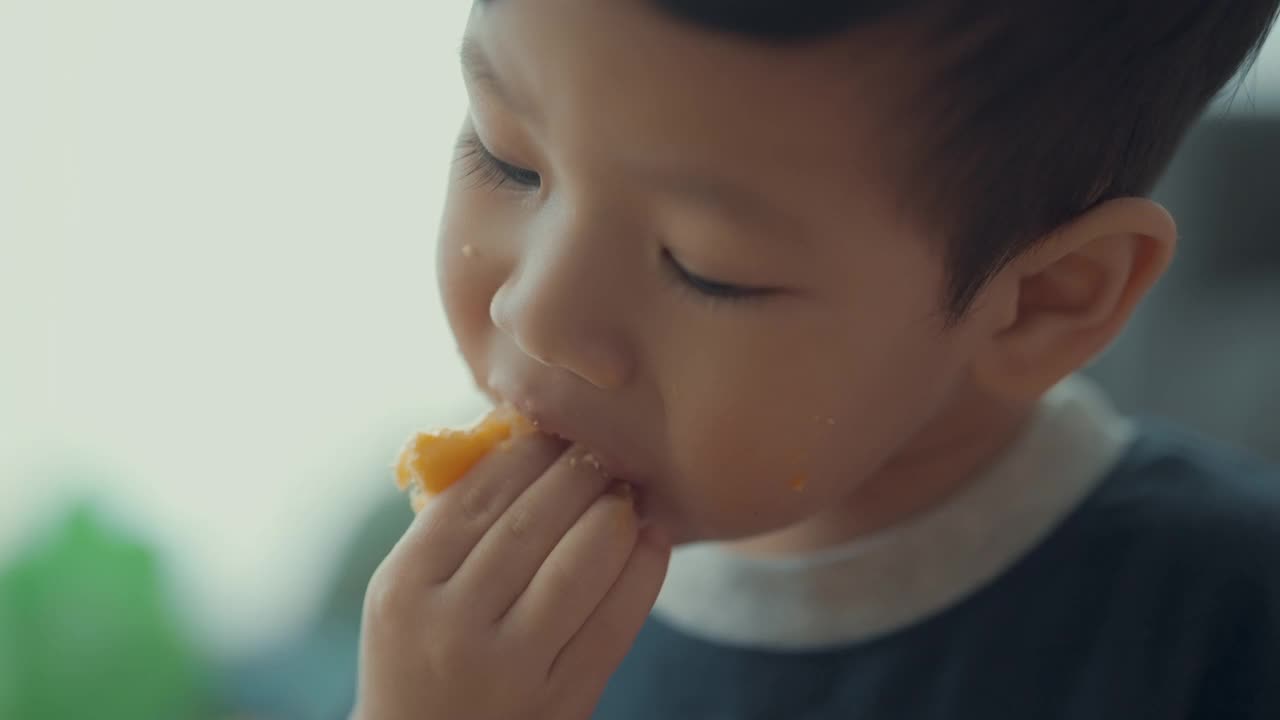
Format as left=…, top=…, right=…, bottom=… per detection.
left=488, top=288, right=509, bottom=333
left=516, top=335, right=557, bottom=368
left=488, top=282, right=631, bottom=388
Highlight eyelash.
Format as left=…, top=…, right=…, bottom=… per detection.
left=457, top=132, right=770, bottom=305
left=457, top=133, right=542, bottom=191
left=662, top=249, right=771, bottom=303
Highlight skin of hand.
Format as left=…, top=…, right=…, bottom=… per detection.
left=352, top=433, right=671, bottom=720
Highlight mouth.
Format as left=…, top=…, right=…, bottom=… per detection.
left=519, top=405, right=654, bottom=523
left=486, top=388, right=648, bottom=490
left=523, top=409, right=645, bottom=487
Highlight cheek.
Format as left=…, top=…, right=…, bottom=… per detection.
left=436, top=186, right=508, bottom=381
left=672, top=407, right=827, bottom=539
left=659, top=318, right=852, bottom=537
left=661, top=307, right=963, bottom=540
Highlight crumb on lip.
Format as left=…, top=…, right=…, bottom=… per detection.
left=572, top=450, right=637, bottom=488
left=788, top=474, right=808, bottom=492
left=461, top=244, right=476, bottom=257
left=582, top=453, right=603, bottom=471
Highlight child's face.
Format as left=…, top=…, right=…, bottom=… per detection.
left=439, top=0, right=993, bottom=545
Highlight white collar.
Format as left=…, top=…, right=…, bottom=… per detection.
left=652, top=376, right=1135, bottom=650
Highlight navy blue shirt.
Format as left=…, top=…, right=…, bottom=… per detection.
left=596, top=425, right=1280, bottom=719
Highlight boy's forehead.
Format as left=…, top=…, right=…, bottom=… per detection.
left=467, top=0, right=921, bottom=222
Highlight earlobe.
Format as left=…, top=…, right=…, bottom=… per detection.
left=973, top=198, right=1176, bottom=400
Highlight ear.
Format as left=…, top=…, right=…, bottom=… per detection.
left=972, top=198, right=1176, bottom=401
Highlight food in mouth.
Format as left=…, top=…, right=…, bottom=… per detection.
left=394, top=407, right=535, bottom=512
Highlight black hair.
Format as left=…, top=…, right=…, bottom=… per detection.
left=656, top=0, right=1280, bottom=320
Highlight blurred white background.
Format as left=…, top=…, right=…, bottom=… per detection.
left=1, top=1, right=1277, bottom=659
left=1, top=0, right=479, bottom=656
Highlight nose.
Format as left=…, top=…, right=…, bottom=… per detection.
left=489, top=239, right=634, bottom=390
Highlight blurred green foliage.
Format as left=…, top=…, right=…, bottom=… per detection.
left=0, top=503, right=215, bottom=720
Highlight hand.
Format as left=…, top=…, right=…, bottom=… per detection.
left=353, top=434, right=671, bottom=720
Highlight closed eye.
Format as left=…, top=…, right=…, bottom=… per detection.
left=662, top=249, right=773, bottom=302
left=457, top=132, right=542, bottom=190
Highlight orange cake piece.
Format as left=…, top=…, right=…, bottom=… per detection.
left=395, top=407, right=535, bottom=512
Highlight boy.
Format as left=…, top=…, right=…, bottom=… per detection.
left=354, top=1, right=1280, bottom=718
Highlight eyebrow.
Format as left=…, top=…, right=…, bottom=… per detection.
left=460, top=36, right=530, bottom=115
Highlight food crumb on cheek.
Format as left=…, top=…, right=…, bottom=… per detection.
left=461, top=244, right=476, bottom=258
left=788, top=474, right=809, bottom=493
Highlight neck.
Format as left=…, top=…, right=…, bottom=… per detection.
left=729, top=380, right=1035, bottom=556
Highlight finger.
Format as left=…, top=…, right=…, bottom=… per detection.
left=447, top=447, right=614, bottom=620
left=499, top=485, right=638, bottom=654
left=389, top=432, right=566, bottom=586
left=548, top=524, right=670, bottom=692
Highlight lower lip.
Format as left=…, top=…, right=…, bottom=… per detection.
left=491, top=395, right=648, bottom=490
left=576, top=450, right=654, bottom=521
left=591, top=451, right=645, bottom=488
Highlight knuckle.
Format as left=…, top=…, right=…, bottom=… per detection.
left=458, top=481, right=500, bottom=525
left=505, top=505, right=534, bottom=538
left=364, top=561, right=415, bottom=626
